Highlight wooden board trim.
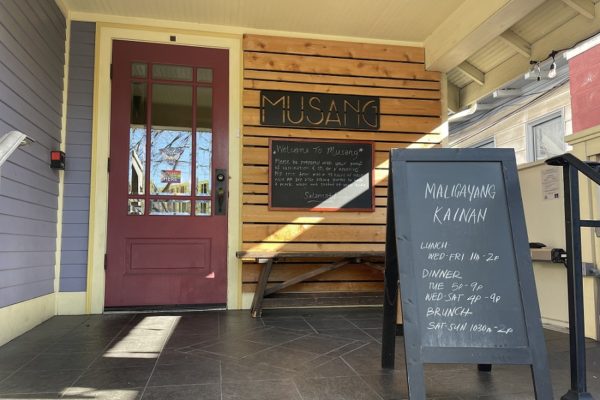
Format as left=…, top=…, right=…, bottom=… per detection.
left=244, top=52, right=441, bottom=81
left=244, top=80, right=440, bottom=100
left=243, top=34, right=425, bottom=63
left=244, top=70, right=440, bottom=90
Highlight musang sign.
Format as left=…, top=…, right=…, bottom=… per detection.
left=260, top=90, right=380, bottom=131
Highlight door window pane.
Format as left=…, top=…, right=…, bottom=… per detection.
left=150, top=130, right=192, bottom=195
left=196, top=132, right=212, bottom=195
left=131, top=63, right=147, bottom=78
left=150, top=200, right=191, bottom=215
left=131, top=83, right=147, bottom=125
left=150, top=84, right=193, bottom=195
left=197, top=87, right=212, bottom=130
left=197, top=68, right=213, bottom=82
left=152, top=64, right=193, bottom=81
left=195, top=200, right=211, bottom=216
left=129, top=83, right=147, bottom=195
left=128, top=199, right=145, bottom=215
left=129, top=127, right=146, bottom=195
left=196, top=87, right=213, bottom=195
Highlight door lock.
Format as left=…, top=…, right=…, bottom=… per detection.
left=215, top=169, right=227, bottom=215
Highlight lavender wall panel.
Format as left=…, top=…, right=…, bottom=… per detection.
left=59, top=21, right=95, bottom=292
left=0, top=0, right=65, bottom=308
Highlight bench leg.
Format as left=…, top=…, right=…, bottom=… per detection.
left=250, top=259, right=274, bottom=318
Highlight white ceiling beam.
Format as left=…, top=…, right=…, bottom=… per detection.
left=460, top=0, right=600, bottom=108
left=456, top=62, right=485, bottom=85
left=424, top=0, right=545, bottom=72
left=447, top=82, right=460, bottom=114
left=499, top=30, right=531, bottom=58
left=561, top=0, right=595, bottom=19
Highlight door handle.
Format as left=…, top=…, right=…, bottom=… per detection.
left=215, top=168, right=227, bottom=215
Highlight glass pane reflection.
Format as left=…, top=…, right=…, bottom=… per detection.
left=152, top=64, right=193, bottom=81
left=196, top=132, right=212, bottom=195
left=150, top=130, right=192, bottom=195
left=128, top=199, right=145, bottom=215
left=131, top=63, right=147, bottom=78
left=129, top=127, right=146, bottom=195
left=197, top=68, right=213, bottom=82
left=150, top=200, right=191, bottom=215
left=131, top=82, right=147, bottom=125
left=195, top=200, right=211, bottom=216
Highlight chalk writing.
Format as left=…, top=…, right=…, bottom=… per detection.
left=270, top=139, right=374, bottom=210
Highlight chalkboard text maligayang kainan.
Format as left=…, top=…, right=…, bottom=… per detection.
left=425, top=182, right=496, bottom=225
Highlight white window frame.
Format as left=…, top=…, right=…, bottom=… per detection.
left=472, top=138, right=495, bottom=148
left=526, top=110, right=565, bottom=162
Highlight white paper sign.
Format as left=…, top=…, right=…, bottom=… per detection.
left=541, top=167, right=560, bottom=200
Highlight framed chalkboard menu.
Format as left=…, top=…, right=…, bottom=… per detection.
left=269, top=139, right=374, bottom=211
left=381, top=149, right=552, bottom=399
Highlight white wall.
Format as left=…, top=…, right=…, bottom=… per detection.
left=518, top=162, right=569, bottom=329
left=449, top=82, right=572, bottom=164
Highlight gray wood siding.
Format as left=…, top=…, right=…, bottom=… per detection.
left=59, top=21, right=95, bottom=292
left=0, top=0, right=66, bottom=307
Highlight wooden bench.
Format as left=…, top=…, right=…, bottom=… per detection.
left=236, top=251, right=385, bottom=317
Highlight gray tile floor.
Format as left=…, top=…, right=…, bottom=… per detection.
left=0, top=308, right=599, bottom=399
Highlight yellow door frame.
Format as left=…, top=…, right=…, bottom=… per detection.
left=86, top=23, right=243, bottom=313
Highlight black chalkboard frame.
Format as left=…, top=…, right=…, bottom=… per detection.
left=268, top=138, right=376, bottom=212
left=381, top=148, right=553, bottom=399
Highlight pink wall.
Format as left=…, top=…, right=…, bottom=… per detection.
left=568, top=43, right=600, bottom=133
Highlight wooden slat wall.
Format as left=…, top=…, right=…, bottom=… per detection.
left=241, top=34, right=442, bottom=295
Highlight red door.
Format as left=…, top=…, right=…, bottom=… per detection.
left=105, top=40, right=229, bottom=307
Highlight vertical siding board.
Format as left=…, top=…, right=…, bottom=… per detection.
left=0, top=0, right=65, bottom=308
left=59, top=21, right=95, bottom=293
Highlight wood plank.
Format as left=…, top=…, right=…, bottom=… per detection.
left=242, top=242, right=385, bottom=253
left=243, top=34, right=425, bottom=63
left=242, top=127, right=440, bottom=144
left=242, top=224, right=385, bottom=243
left=244, top=90, right=441, bottom=114
left=242, top=146, right=389, bottom=166
left=244, top=79, right=440, bottom=100
left=264, top=259, right=352, bottom=295
left=260, top=292, right=383, bottom=308
left=242, top=194, right=387, bottom=208
left=242, top=165, right=389, bottom=185
left=243, top=108, right=441, bottom=134
left=243, top=184, right=388, bottom=197
left=244, top=52, right=441, bottom=81
left=244, top=69, right=439, bottom=90
left=242, top=263, right=384, bottom=283
left=242, top=281, right=384, bottom=293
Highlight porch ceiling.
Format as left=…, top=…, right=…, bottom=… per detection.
left=60, top=0, right=600, bottom=113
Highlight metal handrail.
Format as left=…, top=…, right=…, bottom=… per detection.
left=546, top=153, right=598, bottom=400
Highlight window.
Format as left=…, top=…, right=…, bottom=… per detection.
left=528, top=112, right=565, bottom=162
left=472, top=138, right=495, bottom=148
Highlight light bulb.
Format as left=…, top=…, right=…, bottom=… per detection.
left=548, top=62, right=557, bottom=79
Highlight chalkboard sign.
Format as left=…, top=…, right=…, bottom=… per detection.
left=269, top=139, right=374, bottom=211
left=381, top=149, right=552, bottom=399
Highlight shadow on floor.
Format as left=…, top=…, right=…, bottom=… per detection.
left=0, top=308, right=598, bottom=399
